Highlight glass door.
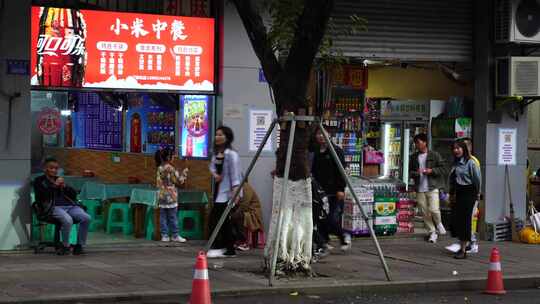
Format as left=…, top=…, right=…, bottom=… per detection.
left=405, top=121, right=429, bottom=155
left=403, top=121, right=429, bottom=189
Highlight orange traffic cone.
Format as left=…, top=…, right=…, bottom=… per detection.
left=189, top=251, right=211, bottom=304
left=484, top=247, right=506, bottom=295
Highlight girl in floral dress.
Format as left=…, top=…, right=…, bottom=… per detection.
left=155, top=148, right=188, bottom=242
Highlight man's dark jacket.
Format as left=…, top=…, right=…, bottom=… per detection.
left=409, top=151, right=448, bottom=191
left=32, top=175, right=78, bottom=219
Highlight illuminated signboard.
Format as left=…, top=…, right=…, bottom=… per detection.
left=125, top=94, right=176, bottom=154
left=180, top=95, right=212, bottom=158
left=30, top=6, right=215, bottom=92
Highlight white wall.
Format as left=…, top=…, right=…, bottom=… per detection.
left=528, top=101, right=540, bottom=140
left=0, top=0, right=32, bottom=250
left=221, top=2, right=276, bottom=230
left=484, top=113, right=528, bottom=223
left=528, top=101, right=540, bottom=170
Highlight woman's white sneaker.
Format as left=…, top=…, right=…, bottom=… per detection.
left=207, top=249, right=226, bottom=258
left=172, top=236, right=187, bottom=243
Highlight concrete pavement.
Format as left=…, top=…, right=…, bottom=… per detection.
left=1, top=236, right=540, bottom=303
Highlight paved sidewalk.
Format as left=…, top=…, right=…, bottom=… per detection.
left=1, top=236, right=540, bottom=303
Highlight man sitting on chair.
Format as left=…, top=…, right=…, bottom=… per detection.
left=33, top=157, right=91, bottom=255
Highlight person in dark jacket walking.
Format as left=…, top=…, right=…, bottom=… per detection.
left=311, top=129, right=350, bottom=251
left=33, top=157, right=91, bottom=255
left=409, top=133, right=447, bottom=243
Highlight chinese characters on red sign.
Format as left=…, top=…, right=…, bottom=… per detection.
left=31, top=7, right=215, bottom=92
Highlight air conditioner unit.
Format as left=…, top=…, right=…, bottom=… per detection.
left=496, top=0, right=540, bottom=43
left=496, top=56, right=540, bottom=97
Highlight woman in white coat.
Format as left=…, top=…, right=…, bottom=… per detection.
left=207, top=126, right=243, bottom=258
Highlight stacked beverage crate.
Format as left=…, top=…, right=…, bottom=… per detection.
left=396, top=193, right=416, bottom=233
left=343, top=185, right=374, bottom=236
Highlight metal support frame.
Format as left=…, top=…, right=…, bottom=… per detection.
left=204, top=119, right=278, bottom=253
left=317, top=121, right=392, bottom=281
left=268, top=117, right=296, bottom=286
left=204, top=114, right=391, bottom=287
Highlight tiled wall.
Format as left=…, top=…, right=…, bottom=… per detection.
left=43, top=148, right=212, bottom=195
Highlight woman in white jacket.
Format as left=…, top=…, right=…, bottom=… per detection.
left=207, top=126, right=243, bottom=258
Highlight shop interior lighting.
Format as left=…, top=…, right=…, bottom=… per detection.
left=383, top=123, right=390, bottom=177
left=60, top=110, right=72, bottom=116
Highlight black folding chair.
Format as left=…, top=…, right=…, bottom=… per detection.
left=31, top=202, right=62, bottom=254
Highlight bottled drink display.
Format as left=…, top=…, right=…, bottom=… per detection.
left=35, top=8, right=86, bottom=87
left=322, top=91, right=364, bottom=177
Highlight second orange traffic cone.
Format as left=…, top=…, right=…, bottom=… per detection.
left=484, top=247, right=506, bottom=295
left=189, top=251, right=212, bottom=304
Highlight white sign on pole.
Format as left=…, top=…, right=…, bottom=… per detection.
left=498, top=128, right=517, bottom=165
left=249, top=110, right=273, bottom=152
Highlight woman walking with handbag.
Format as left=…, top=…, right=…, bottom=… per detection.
left=207, top=126, right=243, bottom=258
left=449, top=141, right=482, bottom=259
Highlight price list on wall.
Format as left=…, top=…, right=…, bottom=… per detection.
left=73, top=92, right=123, bottom=151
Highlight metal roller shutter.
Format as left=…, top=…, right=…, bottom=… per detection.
left=331, top=0, right=473, bottom=62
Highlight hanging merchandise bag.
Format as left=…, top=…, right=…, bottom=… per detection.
left=530, top=202, right=540, bottom=233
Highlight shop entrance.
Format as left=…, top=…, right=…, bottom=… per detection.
left=315, top=62, right=474, bottom=238
left=30, top=90, right=213, bottom=247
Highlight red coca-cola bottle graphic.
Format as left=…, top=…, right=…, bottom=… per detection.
left=36, top=8, right=86, bottom=87
left=186, top=134, right=193, bottom=157
left=130, top=113, right=142, bottom=153
left=64, top=115, right=72, bottom=147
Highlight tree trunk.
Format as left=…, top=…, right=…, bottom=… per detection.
left=230, top=0, right=335, bottom=274
left=264, top=95, right=314, bottom=273
left=275, top=117, right=310, bottom=181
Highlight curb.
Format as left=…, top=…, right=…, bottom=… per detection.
left=3, top=274, right=540, bottom=304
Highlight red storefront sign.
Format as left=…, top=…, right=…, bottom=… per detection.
left=38, top=107, right=62, bottom=135
left=30, top=6, right=215, bottom=92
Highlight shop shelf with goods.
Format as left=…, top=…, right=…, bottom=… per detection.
left=362, top=98, right=384, bottom=177
left=321, top=90, right=365, bottom=178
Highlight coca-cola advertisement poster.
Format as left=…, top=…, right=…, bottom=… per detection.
left=31, top=6, right=215, bottom=92
left=180, top=95, right=212, bottom=158
left=125, top=93, right=176, bottom=154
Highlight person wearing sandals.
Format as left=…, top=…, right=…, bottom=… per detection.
left=207, top=126, right=243, bottom=258
left=155, top=148, right=188, bottom=243
left=231, top=182, right=264, bottom=251
left=449, top=141, right=482, bottom=259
